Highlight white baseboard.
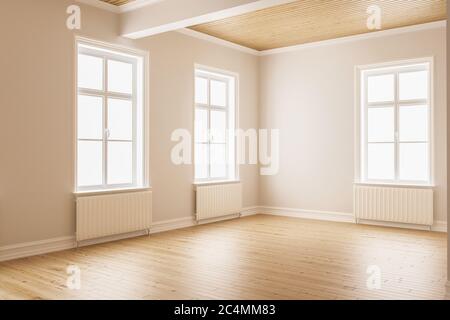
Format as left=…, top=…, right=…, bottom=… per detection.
left=0, top=236, right=76, bottom=262
left=197, top=213, right=240, bottom=225
left=431, top=221, right=447, bottom=233
left=0, top=216, right=197, bottom=262
left=259, top=206, right=355, bottom=223
left=0, top=212, right=242, bottom=262
left=357, top=219, right=431, bottom=231
left=1, top=206, right=446, bottom=262
left=152, top=211, right=247, bottom=233
left=150, top=216, right=196, bottom=234
left=77, top=229, right=150, bottom=247
left=245, top=206, right=447, bottom=234
left=250, top=206, right=447, bottom=233
left=240, top=206, right=260, bottom=217
left=356, top=219, right=447, bottom=233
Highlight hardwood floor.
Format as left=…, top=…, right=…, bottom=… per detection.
left=0, top=215, right=447, bottom=300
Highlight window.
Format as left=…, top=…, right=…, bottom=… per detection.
left=194, top=67, right=237, bottom=182
left=76, top=40, right=147, bottom=192
left=359, top=60, right=432, bottom=185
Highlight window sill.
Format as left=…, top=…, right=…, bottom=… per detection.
left=354, top=181, right=434, bottom=189
left=194, top=180, right=241, bottom=187
left=74, top=187, right=152, bottom=197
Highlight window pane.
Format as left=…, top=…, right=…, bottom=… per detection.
left=77, top=141, right=103, bottom=187
left=368, top=107, right=394, bottom=142
left=211, top=110, right=227, bottom=143
left=78, top=95, right=103, bottom=140
left=399, top=71, right=428, bottom=101
left=367, top=143, right=394, bottom=180
left=195, top=109, right=208, bottom=143
left=210, top=144, right=227, bottom=178
left=78, top=54, right=103, bottom=90
left=399, top=105, right=428, bottom=142
left=367, top=74, right=394, bottom=103
left=195, top=77, right=208, bottom=104
left=108, top=60, right=133, bottom=94
left=399, top=143, right=428, bottom=181
left=108, top=98, right=132, bottom=141
left=195, top=143, right=208, bottom=179
left=107, top=142, right=133, bottom=185
left=210, top=80, right=227, bottom=107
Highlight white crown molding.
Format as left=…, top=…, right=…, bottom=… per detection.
left=176, top=28, right=260, bottom=56
left=74, top=2, right=445, bottom=57
left=175, top=21, right=446, bottom=57
left=260, top=20, right=447, bottom=56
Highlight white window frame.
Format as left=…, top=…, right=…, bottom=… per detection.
left=75, top=38, right=149, bottom=193
left=355, top=57, right=433, bottom=186
left=194, top=65, right=238, bottom=183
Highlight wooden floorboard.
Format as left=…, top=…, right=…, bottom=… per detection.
left=0, top=215, right=447, bottom=300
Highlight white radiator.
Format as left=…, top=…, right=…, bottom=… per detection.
left=76, top=191, right=152, bottom=241
left=354, top=185, right=433, bottom=226
left=196, top=183, right=242, bottom=221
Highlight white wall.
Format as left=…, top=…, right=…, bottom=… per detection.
left=259, top=27, right=447, bottom=222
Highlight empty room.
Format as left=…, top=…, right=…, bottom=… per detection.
left=0, top=0, right=449, bottom=306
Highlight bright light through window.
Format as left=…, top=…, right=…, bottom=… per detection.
left=361, top=61, right=431, bottom=184
left=76, top=41, right=146, bottom=191
left=194, top=67, right=237, bottom=182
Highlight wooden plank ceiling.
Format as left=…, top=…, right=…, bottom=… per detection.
left=101, top=0, right=135, bottom=5
left=190, top=0, right=447, bottom=51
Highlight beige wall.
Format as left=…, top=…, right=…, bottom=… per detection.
left=0, top=0, right=446, bottom=249
left=0, top=0, right=259, bottom=247
left=259, top=27, right=447, bottom=222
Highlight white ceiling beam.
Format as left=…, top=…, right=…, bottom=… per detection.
left=76, top=0, right=120, bottom=13
left=121, top=0, right=297, bottom=39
